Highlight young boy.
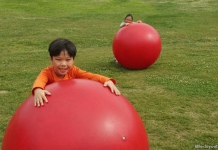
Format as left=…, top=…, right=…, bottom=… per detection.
left=32, top=38, right=121, bottom=107
left=119, top=14, right=142, bottom=28
left=114, top=14, right=142, bottom=64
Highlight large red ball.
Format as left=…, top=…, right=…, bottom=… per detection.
left=2, top=79, right=149, bottom=150
left=113, top=23, right=161, bottom=69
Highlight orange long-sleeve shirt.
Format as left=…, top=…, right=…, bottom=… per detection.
left=32, top=66, right=116, bottom=95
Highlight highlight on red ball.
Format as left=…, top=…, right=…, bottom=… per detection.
left=113, top=23, right=162, bottom=70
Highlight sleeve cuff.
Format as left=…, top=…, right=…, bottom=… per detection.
left=109, top=79, right=116, bottom=85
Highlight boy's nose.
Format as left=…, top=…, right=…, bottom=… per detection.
left=60, top=61, right=67, bottom=66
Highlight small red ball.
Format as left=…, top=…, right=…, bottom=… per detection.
left=2, top=79, right=149, bottom=150
left=113, top=23, right=161, bottom=69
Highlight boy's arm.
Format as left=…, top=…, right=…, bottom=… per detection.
left=73, top=66, right=120, bottom=95
left=32, top=69, right=50, bottom=95
left=73, top=66, right=116, bottom=85
left=32, top=68, right=52, bottom=106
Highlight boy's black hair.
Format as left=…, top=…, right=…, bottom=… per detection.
left=48, top=38, right=77, bottom=58
left=125, top=14, right=133, bottom=21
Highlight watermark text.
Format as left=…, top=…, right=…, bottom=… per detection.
left=195, top=145, right=218, bottom=149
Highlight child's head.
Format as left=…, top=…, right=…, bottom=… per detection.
left=48, top=38, right=77, bottom=78
left=125, top=14, right=133, bottom=23
left=48, top=38, right=77, bottom=59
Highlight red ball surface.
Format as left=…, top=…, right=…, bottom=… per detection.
left=2, top=79, right=149, bottom=150
left=113, top=23, right=161, bottom=69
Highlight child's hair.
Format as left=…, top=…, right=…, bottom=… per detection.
left=125, top=14, right=133, bottom=21
left=48, top=38, right=77, bottom=58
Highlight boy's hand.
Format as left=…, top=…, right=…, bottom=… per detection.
left=34, top=88, right=51, bottom=107
left=104, top=80, right=121, bottom=96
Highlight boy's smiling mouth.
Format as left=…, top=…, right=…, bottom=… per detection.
left=60, top=68, right=67, bottom=70
left=59, top=68, right=68, bottom=73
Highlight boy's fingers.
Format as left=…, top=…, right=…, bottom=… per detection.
left=44, top=98, right=48, bottom=103
left=116, top=90, right=121, bottom=95
left=42, top=95, right=48, bottom=103
left=34, top=99, right=37, bottom=107
left=39, top=99, right=44, bottom=106
left=34, top=98, right=40, bottom=107
left=37, top=100, right=40, bottom=107
left=44, top=91, right=50, bottom=103
left=113, top=87, right=121, bottom=95
left=103, top=81, right=121, bottom=96
left=45, top=90, right=51, bottom=95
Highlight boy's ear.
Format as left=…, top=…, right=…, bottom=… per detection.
left=50, top=57, right=53, bottom=62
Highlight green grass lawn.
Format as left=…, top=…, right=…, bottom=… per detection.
left=0, top=0, right=218, bottom=149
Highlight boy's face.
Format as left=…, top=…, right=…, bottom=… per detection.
left=50, top=50, right=74, bottom=78
left=125, top=16, right=132, bottom=23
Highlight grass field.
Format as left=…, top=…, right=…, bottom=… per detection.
left=0, top=0, right=218, bottom=149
